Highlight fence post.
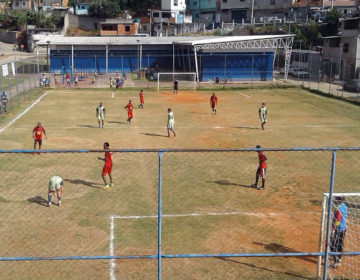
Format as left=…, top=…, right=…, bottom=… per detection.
left=329, top=57, right=333, bottom=94
left=323, top=150, right=337, bottom=280
left=22, top=60, right=25, bottom=102
left=28, top=63, right=31, bottom=96
left=15, top=60, right=19, bottom=106
left=8, top=72, right=12, bottom=111
left=158, top=151, right=163, bottom=280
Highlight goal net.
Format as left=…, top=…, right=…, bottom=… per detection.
left=318, top=193, right=360, bottom=279
left=157, top=72, right=197, bottom=92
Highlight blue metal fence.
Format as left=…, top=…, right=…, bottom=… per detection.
left=0, top=147, right=359, bottom=280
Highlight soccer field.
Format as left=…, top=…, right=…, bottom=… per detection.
left=0, top=87, right=359, bottom=279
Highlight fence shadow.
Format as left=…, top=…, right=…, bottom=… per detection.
left=253, top=242, right=317, bottom=264
left=206, top=180, right=256, bottom=189
left=217, top=257, right=313, bottom=279
left=27, top=196, right=48, bottom=207
left=141, top=133, right=168, bottom=138
left=107, top=121, right=128, bottom=124
left=63, top=178, right=102, bottom=189
left=76, top=124, right=98, bottom=128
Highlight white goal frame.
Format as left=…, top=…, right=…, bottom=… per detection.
left=157, top=72, right=197, bottom=92
left=317, top=192, right=360, bottom=279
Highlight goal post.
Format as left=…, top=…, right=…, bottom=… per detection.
left=157, top=72, right=197, bottom=92
left=317, top=193, right=360, bottom=280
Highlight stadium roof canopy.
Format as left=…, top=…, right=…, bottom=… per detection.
left=37, top=34, right=293, bottom=48
left=37, top=34, right=294, bottom=79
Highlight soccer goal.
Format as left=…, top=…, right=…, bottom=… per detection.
left=317, top=193, right=360, bottom=279
left=157, top=72, right=197, bottom=92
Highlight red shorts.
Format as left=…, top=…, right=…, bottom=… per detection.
left=34, top=139, right=42, bottom=145
left=102, top=165, right=112, bottom=176
left=140, top=98, right=144, bottom=104
left=128, top=111, right=133, bottom=118
left=211, top=103, right=216, bottom=108
left=257, top=167, right=266, bottom=179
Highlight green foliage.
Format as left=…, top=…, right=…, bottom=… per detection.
left=88, top=0, right=121, bottom=18
left=0, top=11, right=27, bottom=31
left=119, top=0, right=161, bottom=16
left=213, top=29, right=222, bottom=36
left=322, top=8, right=341, bottom=37
left=292, top=23, right=322, bottom=49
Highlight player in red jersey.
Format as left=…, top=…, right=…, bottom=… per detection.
left=32, top=122, right=47, bottom=154
left=210, top=92, right=218, bottom=115
left=125, top=100, right=133, bottom=124
left=252, top=145, right=267, bottom=190
left=139, top=89, right=144, bottom=109
left=98, top=142, right=113, bottom=190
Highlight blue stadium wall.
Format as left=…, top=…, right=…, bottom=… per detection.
left=50, top=48, right=274, bottom=81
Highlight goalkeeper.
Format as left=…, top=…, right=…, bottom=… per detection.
left=330, top=196, right=348, bottom=267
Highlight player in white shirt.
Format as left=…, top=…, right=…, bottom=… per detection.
left=96, top=102, right=106, bottom=128
left=259, top=103, right=267, bottom=130
left=167, top=108, right=176, bottom=137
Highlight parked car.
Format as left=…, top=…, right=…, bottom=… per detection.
left=343, top=79, right=360, bottom=92
left=289, top=68, right=310, bottom=79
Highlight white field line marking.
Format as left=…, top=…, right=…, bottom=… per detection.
left=0, top=92, right=49, bottom=134
left=239, top=92, right=251, bottom=98
left=111, top=211, right=278, bottom=220
left=35, top=123, right=355, bottom=130
left=110, top=216, right=116, bottom=280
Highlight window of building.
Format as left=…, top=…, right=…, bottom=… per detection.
left=153, top=12, right=159, bottom=17
left=193, top=1, right=197, bottom=6
left=142, top=25, right=147, bottom=31
left=102, top=24, right=117, bottom=31
left=343, top=43, right=349, bottom=53
left=344, top=19, right=359, bottom=29
left=162, top=12, right=171, bottom=18
left=15, top=1, right=19, bottom=6
left=174, top=0, right=178, bottom=6
left=270, top=0, right=275, bottom=5
left=22, top=1, right=25, bottom=5
left=125, top=25, right=131, bottom=32
left=223, top=0, right=227, bottom=2
left=329, top=38, right=340, bottom=48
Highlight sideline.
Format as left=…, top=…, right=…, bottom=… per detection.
left=0, top=92, right=49, bottom=134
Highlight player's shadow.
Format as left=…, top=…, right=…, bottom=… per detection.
left=27, top=196, right=49, bottom=207
left=253, top=242, right=317, bottom=264
left=207, top=180, right=256, bottom=189
left=216, top=258, right=312, bottom=279
left=63, top=178, right=102, bottom=189
left=232, top=126, right=260, bottom=130
left=107, top=121, right=127, bottom=124
left=141, top=133, right=168, bottom=138
left=190, top=111, right=212, bottom=115
left=77, top=124, right=98, bottom=128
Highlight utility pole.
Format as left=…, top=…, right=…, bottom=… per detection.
left=251, top=0, right=255, bottom=25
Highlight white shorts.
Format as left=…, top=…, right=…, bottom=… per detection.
left=49, top=176, right=63, bottom=192
left=98, top=114, right=104, bottom=120
left=167, top=121, right=174, bottom=130
left=260, top=117, right=267, bottom=123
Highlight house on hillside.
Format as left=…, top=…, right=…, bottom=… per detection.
left=292, top=0, right=359, bottom=21
left=188, top=0, right=220, bottom=24
left=100, top=19, right=140, bottom=36
left=11, top=0, right=32, bottom=10
left=74, top=3, right=91, bottom=15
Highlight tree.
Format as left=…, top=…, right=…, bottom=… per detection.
left=88, top=0, right=121, bottom=18
left=322, top=9, right=341, bottom=37
left=0, top=11, right=27, bottom=31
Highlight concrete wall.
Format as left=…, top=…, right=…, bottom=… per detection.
left=0, top=31, right=18, bottom=44
left=67, top=13, right=104, bottom=30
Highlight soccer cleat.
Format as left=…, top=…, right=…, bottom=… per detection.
left=109, top=183, right=114, bottom=187
left=258, top=186, right=264, bottom=190
left=48, top=202, right=52, bottom=207
left=251, top=184, right=257, bottom=188
left=58, top=201, right=61, bottom=207
left=103, top=184, right=110, bottom=190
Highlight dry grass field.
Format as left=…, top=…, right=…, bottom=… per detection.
left=0, top=87, right=359, bottom=280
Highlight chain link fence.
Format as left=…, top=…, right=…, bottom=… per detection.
left=0, top=55, right=48, bottom=116
left=0, top=148, right=359, bottom=279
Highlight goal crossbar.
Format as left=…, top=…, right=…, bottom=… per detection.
left=157, top=72, right=197, bottom=92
